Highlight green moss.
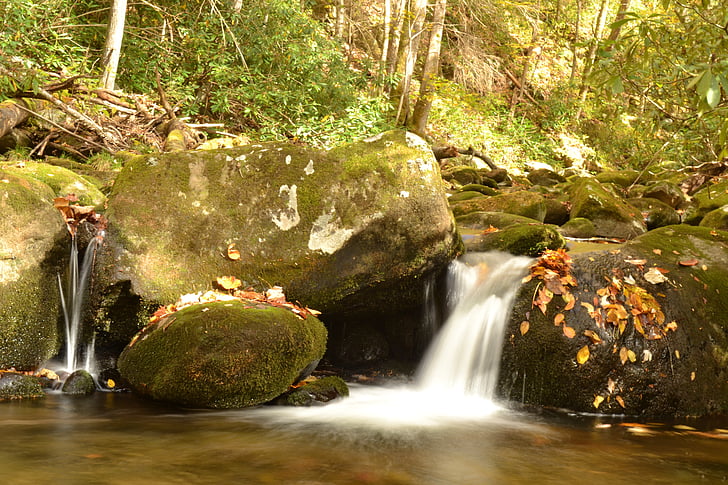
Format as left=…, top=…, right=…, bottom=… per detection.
left=567, top=177, right=646, bottom=238
left=465, top=223, right=566, bottom=256
left=595, top=169, right=640, bottom=187
left=118, top=301, right=328, bottom=408
left=61, top=370, right=96, bottom=395
left=448, top=191, right=487, bottom=202
left=0, top=162, right=106, bottom=208
left=0, top=373, right=45, bottom=401
left=458, top=184, right=499, bottom=196
left=559, top=217, right=596, bottom=238
left=450, top=191, right=547, bottom=221
left=684, top=180, right=728, bottom=224
left=456, top=211, right=540, bottom=230
left=274, top=376, right=349, bottom=406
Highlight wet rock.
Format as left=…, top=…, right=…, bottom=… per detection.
left=559, top=217, right=596, bottom=238
left=450, top=191, right=547, bottom=222
left=0, top=372, right=45, bottom=401
left=118, top=300, right=328, bottom=408
left=62, top=370, right=96, bottom=395
left=499, top=225, right=728, bottom=418
left=464, top=223, right=565, bottom=256
left=699, top=205, right=728, bottom=231
left=640, top=180, right=689, bottom=209
left=527, top=168, right=566, bottom=187
left=683, top=180, right=728, bottom=225
left=627, top=197, right=681, bottom=230
left=271, top=376, right=349, bottom=406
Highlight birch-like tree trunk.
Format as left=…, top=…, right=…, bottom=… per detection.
left=394, top=0, right=428, bottom=126
left=411, top=0, right=448, bottom=135
left=101, top=0, right=128, bottom=90
left=378, top=0, right=392, bottom=92
left=576, top=0, right=611, bottom=119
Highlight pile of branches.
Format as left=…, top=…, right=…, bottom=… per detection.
left=0, top=68, right=204, bottom=160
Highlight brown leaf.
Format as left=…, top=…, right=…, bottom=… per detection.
left=577, top=345, right=590, bottom=365
left=554, top=313, right=565, bottom=326
left=584, top=329, right=602, bottom=344
left=678, top=258, right=699, bottom=266
left=644, top=267, right=669, bottom=284
left=563, top=325, right=576, bottom=338
left=562, top=292, right=576, bottom=311
left=227, top=243, right=241, bottom=260
left=652, top=249, right=662, bottom=255
left=520, top=320, right=530, bottom=336
left=616, top=395, right=626, bottom=408
left=619, top=346, right=629, bottom=365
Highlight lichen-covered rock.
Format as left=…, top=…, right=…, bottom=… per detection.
left=61, top=369, right=96, bottom=395
left=117, top=300, right=328, bottom=408
left=94, top=130, right=461, bottom=361
left=450, top=191, right=547, bottom=222
left=566, top=178, right=646, bottom=239
left=0, top=372, right=45, bottom=401
left=0, top=161, right=106, bottom=208
left=498, top=225, right=728, bottom=417
left=0, top=169, right=67, bottom=370
left=627, top=197, right=680, bottom=230
left=699, top=205, right=728, bottom=231
left=464, top=223, right=565, bottom=256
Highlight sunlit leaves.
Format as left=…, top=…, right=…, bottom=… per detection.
left=520, top=320, right=530, bottom=335
left=593, top=395, right=604, bottom=409
left=226, top=243, right=241, bottom=260
left=562, top=325, right=576, bottom=338
left=577, top=345, right=590, bottom=365
left=216, top=275, right=242, bottom=290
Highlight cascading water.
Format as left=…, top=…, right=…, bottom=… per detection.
left=57, top=234, right=103, bottom=373
left=416, top=252, right=533, bottom=399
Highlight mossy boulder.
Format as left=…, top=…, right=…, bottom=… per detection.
left=94, top=131, right=461, bottom=361
left=498, top=225, right=728, bottom=417
left=456, top=211, right=541, bottom=231
left=464, top=223, right=566, bottom=256
left=117, top=300, right=328, bottom=408
left=683, top=180, right=728, bottom=225
left=0, top=372, right=45, bottom=401
left=699, top=205, right=728, bottom=231
left=441, top=166, right=481, bottom=186
left=559, top=217, right=596, bottom=238
left=0, top=169, right=67, bottom=370
left=566, top=177, right=646, bottom=239
left=448, top=190, right=487, bottom=203
left=627, top=197, right=681, bottom=230
left=543, top=197, right=570, bottom=225
left=458, top=184, right=499, bottom=196
left=639, top=180, right=689, bottom=209
left=0, top=161, right=106, bottom=208
left=595, top=169, right=641, bottom=188
left=527, top=168, right=566, bottom=187
left=61, top=370, right=96, bottom=395
left=450, top=191, right=547, bottom=221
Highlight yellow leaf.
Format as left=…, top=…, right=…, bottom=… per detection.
left=577, top=345, right=590, bottom=365
left=584, top=329, right=602, bottom=344
left=520, top=320, right=530, bottom=336
left=616, top=395, right=626, bottom=408
left=107, top=379, right=116, bottom=388
left=690, top=371, right=696, bottom=381
left=216, top=275, right=242, bottom=290
left=627, top=349, right=637, bottom=362
left=652, top=249, right=662, bottom=255
left=675, top=349, right=680, bottom=359
left=562, top=292, right=576, bottom=311
left=554, top=313, right=565, bottom=326
left=563, top=325, right=576, bottom=338
left=619, top=346, right=629, bottom=365
left=618, top=321, right=626, bottom=334
left=580, top=302, right=595, bottom=313
left=664, top=321, right=678, bottom=332
left=227, top=243, right=241, bottom=261
left=593, top=395, right=604, bottom=408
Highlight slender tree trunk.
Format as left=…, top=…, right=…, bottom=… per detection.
left=232, top=0, right=243, bottom=13
left=576, top=0, right=610, bottom=120
left=101, top=0, right=128, bottom=90
left=395, top=0, right=428, bottom=126
left=378, top=0, right=392, bottom=92
left=335, top=0, right=346, bottom=39
left=606, top=0, right=631, bottom=44
left=569, top=0, right=582, bottom=86
left=412, top=0, right=448, bottom=136
left=386, top=0, right=407, bottom=80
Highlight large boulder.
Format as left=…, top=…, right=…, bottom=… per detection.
left=450, top=191, right=547, bottom=221
left=94, top=131, right=461, bottom=362
left=498, top=225, right=728, bottom=417
left=464, top=223, right=565, bottom=256
left=0, top=168, right=68, bottom=370
left=683, top=180, right=728, bottom=224
left=566, top=177, right=646, bottom=239
left=117, top=300, right=327, bottom=408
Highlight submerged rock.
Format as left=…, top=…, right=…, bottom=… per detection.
left=271, top=376, right=350, bottom=406
left=118, top=300, right=327, bottom=408
left=499, top=225, right=728, bottom=418
left=0, top=372, right=45, bottom=401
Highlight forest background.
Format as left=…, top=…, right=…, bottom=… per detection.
left=1, top=0, right=727, bottom=173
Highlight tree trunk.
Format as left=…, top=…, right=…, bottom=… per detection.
left=378, top=0, right=392, bottom=92
left=606, top=0, right=631, bottom=44
left=101, top=0, right=128, bottom=90
left=394, top=0, right=428, bottom=126
left=232, top=0, right=243, bottom=13
left=386, top=0, right=408, bottom=80
left=569, top=0, right=582, bottom=86
left=335, top=0, right=346, bottom=39
left=576, top=0, right=611, bottom=120
left=412, top=0, right=448, bottom=136
left=0, top=99, right=31, bottom=139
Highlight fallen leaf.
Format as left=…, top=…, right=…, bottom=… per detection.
left=593, top=395, right=604, bottom=408
left=581, top=302, right=595, bottom=313
left=607, top=378, right=616, bottom=393
left=227, top=243, right=241, bottom=260
left=678, top=259, right=699, bottom=266
left=616, top=395, right=626, bottom=408
left=554, top=313, right=565, bottom=326
left=690, top=371, right=696, bottom=381
left=620, top=347, right=629, bottom=365
left=644, top=267, right=669, bottom=284
left=652, top=249, right=662, bottom=255
left=562, top=292, right=576, bottom=311
left=216, top=275, right=242, bottom=290
left=701, top=264, right=708, bottom=271
left=520, top=320, right=530, bottom=336
left=577, top=345, right=590, bottom=365
left=675, top=349, right=681, bottom=359
left=625, top=259, right=647, bottom=266
left=584, top=329, right=602, bottom=344
left=563, top=325, right=576, bottom=338
left=627, top=349, right=637, bottom=362
left=642, top=349, right=653, bottom=362
left=624, top=274, right=636, bottom=285
left=106, top=379, right=116, bottom=388
left=664, top=321, right=678, bottom=332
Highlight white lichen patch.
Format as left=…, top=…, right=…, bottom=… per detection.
left=271, top=184, right=300, bottom=230
left=285, top=155, right=292, bottom=165
left=308, top=211, right=354, bottom=254
left=188, top=161, right=209, bottom=200
left=304, top=160, right=315, bottom=175
left=407, top=157, right=436, bottom=173
left=405, top=131, right=430, bottom=153
left=400, top=190, right=410, bottom=198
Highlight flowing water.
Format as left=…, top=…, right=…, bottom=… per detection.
left=4, top=252, right=727, bottom=483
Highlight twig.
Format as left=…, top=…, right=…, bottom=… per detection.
left=13, top=102, right=108, bottom=152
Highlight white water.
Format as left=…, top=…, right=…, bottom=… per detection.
left=57, top=235, right=102, bottom=373
left=257, top=252, right=532, bottom=427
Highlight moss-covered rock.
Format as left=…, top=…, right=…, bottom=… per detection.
left=0, top=169, right=67, bottom=370
left=448, top=190, right=487, bottom=203
left=94, top=131, right=461, bottom=361
left=458, top=184, right=499, bottom=196
left=559, top=217, right=596, bottom=238
left=450, top=191, right=547, bottom=221
left=699, top=205, right=728, bottom=231
left=441, top=166, right=481, bottom=186
left=118, top=300, right=328, bottom=408
left=595, top=169, right=640, bottom=188
left=271, top=376, right=349, bottom=406
left=498, top=225, right=728, bottom=417
left=527, top=168, right=566, bottom=187
left=567, top=177, right=646, bottom=239
left=0, top=372, right=45, bottom=401
left=639, top=180, right=689, bottom=209
left=627, top=197, right=681, bottom=230
left=683, top=180, right=728, bottom=225
left=456, top=211, right=541, bottom=231
left=464, top=223, right=566, bottom=256
left=542, top=197, right=570, bottom=225
left=61, top=369, right=96, bottom=395
left=0, top=161, right=106, bottom=208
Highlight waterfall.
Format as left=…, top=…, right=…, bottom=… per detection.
left=416, top=252, right=532, bottom=399
left=57, top=234, right=102, bottom=373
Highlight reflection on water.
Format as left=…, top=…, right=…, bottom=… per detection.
left=1, top=390, right=726, bottom=485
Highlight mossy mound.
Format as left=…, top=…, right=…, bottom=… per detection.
left=450, top=191, right=547, bottom=221
left=566, top=177, right=646, bottom=239
left=0, top=373, right=45, bottom=401
left=458, top=184, right=499, bottom=196
left=595, top=169, right=640, bottom=188
left=0, top=161, right=106, bottom=208
left=448, top=191, right=487, bottom=203
left=0, top=169, right=66, bottom=370
left=683, top=180, right=728, bottom=224
left=117, top=300, right=328, bottom=408
left=639, top=180, right=689, bottom=209
left=61, top=370, right=96, bottom=395
left=699, top=205, right=728, bottom=230
left=559, top=217, right=596, bottom=238
left=627, top=197, right=681, bottom=230
left=464, top=223, right=565, bottom=256
left=527, top=168, right=566, bottom=187
left=456, top=211, right=541, bottom=231
left=499, top=225, right=728, bottom=417
left=272, top=376, right=349, bottom=406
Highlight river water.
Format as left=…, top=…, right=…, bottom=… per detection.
left=3, top=252, right=726, bottom=483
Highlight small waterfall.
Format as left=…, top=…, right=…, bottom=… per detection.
left=57, top=234, right=102, bottom=373
left=416, top=252, right=532, bottom=399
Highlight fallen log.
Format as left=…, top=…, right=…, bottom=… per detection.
left=456, top=146, right=499, bottom=170
left=0, top=98, right=31, bottom=138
